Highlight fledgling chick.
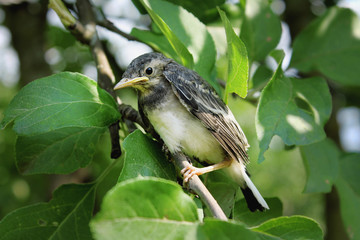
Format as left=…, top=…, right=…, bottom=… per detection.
left=114, top=52, right=269, bottom=212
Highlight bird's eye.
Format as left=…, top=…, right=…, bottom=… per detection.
left=145, top=67, right=153, bottom=75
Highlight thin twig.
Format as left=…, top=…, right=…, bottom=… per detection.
left=172, top=152, right=228, bottom=221
left=98, top=19, right=138, bottom=41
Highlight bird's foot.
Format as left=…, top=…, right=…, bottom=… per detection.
left=180, top=165, right=203, bottom=183
left=180, top=158, right=233, bottom=183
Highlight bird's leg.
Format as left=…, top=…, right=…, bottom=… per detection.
left=181, top=158, right=232, bottom=183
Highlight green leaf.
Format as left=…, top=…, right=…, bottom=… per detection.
left=240, top=0, right=282, bottom=61
left=336, top=153, right=360, bottom=240
left=140, top=0, right=194, bottom=69
left=90, top=177, right=199, bottom=239
left=300, top=138, right=339, bottom=193
left=0, top=72, right=120, bottom=174
left=250, top=65, right=273, bottom=91
left=253, top=216, right=323, bottom=240
left=0, top=184, right=95, bottom=240
left=256, top=62, right=332, bottom=162
left=0, top=72, right=119, bottom=134
left=118, top=130, right=176, bottom=182
left=16, top=127, right=105, bottom=174
left=218, top=8, right=249, bottom=101
left=140, top=0, right=218, bottom=89
left=291, top=7, right=360, bottom=86
left=233, top=198, right=282, bottom=227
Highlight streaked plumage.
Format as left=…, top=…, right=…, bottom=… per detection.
left=114, top=53, right=269, bottom=212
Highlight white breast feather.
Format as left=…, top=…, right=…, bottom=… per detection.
left=146, top=94, right=224, bottom=164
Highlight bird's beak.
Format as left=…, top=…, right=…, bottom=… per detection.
left=114, top=76, right=149, bottom=90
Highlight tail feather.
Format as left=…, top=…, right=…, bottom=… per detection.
left=241, top=167, right=269, bottom=212
left=225, top=160, right=269, bottom=212
left=240, top=187, right=267, bottom=212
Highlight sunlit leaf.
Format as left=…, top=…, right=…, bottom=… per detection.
left=218, top=8, right=249, bottom=101
left=256, top=61, right=332, bottom=162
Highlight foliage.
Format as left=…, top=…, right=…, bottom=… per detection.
left=1, top=0, right=360, bottom=239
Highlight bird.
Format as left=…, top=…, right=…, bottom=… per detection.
left=114, top=52, right=269, bottom=212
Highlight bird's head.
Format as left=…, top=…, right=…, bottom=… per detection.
left=114, top=52, right=171, bottom=92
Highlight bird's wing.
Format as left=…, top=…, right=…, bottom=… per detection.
left=163, top=62, right=250, bottom=164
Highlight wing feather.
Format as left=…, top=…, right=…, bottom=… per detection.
left=163, top=62, right=250, bottom=164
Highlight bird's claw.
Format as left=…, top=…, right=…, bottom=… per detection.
left=181, top=165, right=200, bottom=183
